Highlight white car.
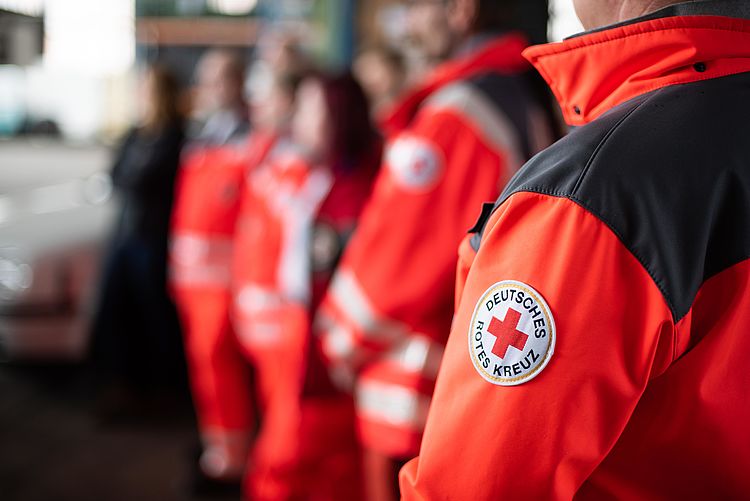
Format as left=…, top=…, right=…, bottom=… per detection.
left=0, top=138, right=118, bottom=360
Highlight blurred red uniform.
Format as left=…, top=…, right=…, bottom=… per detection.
left=232, top=140, right=378, bottom=500
left=169, top=133, right=276, bottom=479
left=315, top=33, right=556, bottom=459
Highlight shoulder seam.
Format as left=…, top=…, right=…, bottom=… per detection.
left=503, top=188, right=678, bottom=321
left=570, top=94, right=652, bottom=196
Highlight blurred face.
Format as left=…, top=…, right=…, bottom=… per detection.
left=292, top=79, right=331, bottom=159
left=407, top=0, right=456, bottom=61
left=354, top=52, right=399, bottom=103
left=250, top=81, right=294, bottom=132
left=138, top=70, right=157, bottom=124
left=194, top=53, right=244, bottom=114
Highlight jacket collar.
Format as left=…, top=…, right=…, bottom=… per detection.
left=383, top=32, right=530, bottom=135
left=524, top=0, right=750, bottom=126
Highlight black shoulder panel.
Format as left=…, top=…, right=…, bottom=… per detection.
left=467, top=71, right=539, bottom=160
left=481, top=71, right=750, bottom=322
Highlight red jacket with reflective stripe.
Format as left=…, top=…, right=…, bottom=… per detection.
left=231, top=142, right=378, bottom=501
left=231, top=143, right=378, bottom=354
left=315, top=33, right=556, bottom=458
left=169, top=134, right=275, bottom=290
left=401, top=5, right=750, bottom=499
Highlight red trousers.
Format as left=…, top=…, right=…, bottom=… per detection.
left=238, top=307, right=363, bottom=500
left=174, top=287, right=255, bottom=478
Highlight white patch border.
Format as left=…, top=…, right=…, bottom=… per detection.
left=385, top=134, right=446, bottom=192
left=468, top=280, right=556, bottom=386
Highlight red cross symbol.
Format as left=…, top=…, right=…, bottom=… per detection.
left=412, top=155, right=430, bottom=175
left=488, top=308, right=528, bottom=359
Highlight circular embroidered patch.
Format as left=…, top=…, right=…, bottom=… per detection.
left=468, top=280, right=555, bottom=386
left=385, top=135, right=444, bottom=191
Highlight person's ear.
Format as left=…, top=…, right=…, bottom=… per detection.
left=447, top=0, right=478, bottom=35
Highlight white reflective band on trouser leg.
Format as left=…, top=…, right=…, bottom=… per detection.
left=200, top=428, right=252, bottom=479
left=169, top=233, right=233, bottom=287
left=356, top=380, right=431, bottom=431
left=385, top=335, right=444, bottom=379
left=327, top=269, right=409, bottom=342
left=169, top=265, right=231, bottom=287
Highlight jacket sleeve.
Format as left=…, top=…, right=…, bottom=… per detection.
left=399, top=191, right=676, bottom=500
left=315, top=107, right=514, bottom=384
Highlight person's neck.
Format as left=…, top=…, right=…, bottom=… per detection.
left=588, top=0, right=685, bottom=29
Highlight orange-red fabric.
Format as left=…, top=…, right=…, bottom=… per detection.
left=316, top=34, right=540, bottom=459
left=232, top=149, right=376, bottom=501
left=170, top=144, right=254, bottom=440
left=523, top=15, right=750, bottom=126
left=400, top=192, right=676, bottom=499
left=400, top=14, right=750, bottom=499
left=382, top=33, right=529, bottom=134
left=400, top=193, right=750, bottom=499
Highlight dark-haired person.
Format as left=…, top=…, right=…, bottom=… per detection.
left=400, top=0, right=750, bottom=498
left=232, top=72, right=381, bottom=500
left=90, top=63, right=186, bottom=415
left=354, top=45, right=408, bottom=122
left=314, top=0, right=558, bottom=497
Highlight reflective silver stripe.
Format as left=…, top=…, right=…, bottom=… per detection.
left=234, top=318, right=284, bottom=347
left=315, top=311, right=360, bottom=392
left=169, top=265, right=231, bottom=287
left=356, top=380, right=431, bottom=430
left=200, top=428, right=253, bottom=478
left=384, top=335, right=444, bottom=379
left=274, top=168, right=333, bottom=304
left=317, top=311, right=356, bottom=360
left=233, top=284, right=287, bottom=347
left=424, top=82, right=525, bottom=176
left=234, top=284, right=283, bottom=315
left=327, top=269, right=409, bottom=341
left=169, top=232, right=234, bottom=283
left=170, top=232, right=234, bottom=264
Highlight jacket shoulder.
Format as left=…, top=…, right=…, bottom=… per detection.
left=495, top=72, right=750, bottom=321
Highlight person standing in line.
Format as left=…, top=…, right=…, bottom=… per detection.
left=169, top=39, right=311, bottom=492
left=313, top=0, right=559, bottom=498
left=188, top=48, right=250, bottom=148
left=232, top=72, right=381, bottom=501
left=90, top=62, right=186, bottom=418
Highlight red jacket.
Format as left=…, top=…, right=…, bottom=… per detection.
left=315, top=33, right=556, bottom=458
left=401, top=5, right=750, bottom=499
left=170, top=142, right=254, bottom=291
left=231, top=143, right=378, bottom=501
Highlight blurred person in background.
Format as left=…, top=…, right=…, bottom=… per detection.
left=168, top=40, right=311, bottom=494
left=353, top=45, right=408, bottom=123
left=314, top=0, right=560, bottom=498
left=231, top=72, right=381, bottom=501
left=89, top=62, right=186, bottom=418
left=188, top=48, right=250, bottom=147
left=169, top=125, right=253, bottom=493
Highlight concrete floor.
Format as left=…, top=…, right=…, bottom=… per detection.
left=0, top=363, right=235, bottom=501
